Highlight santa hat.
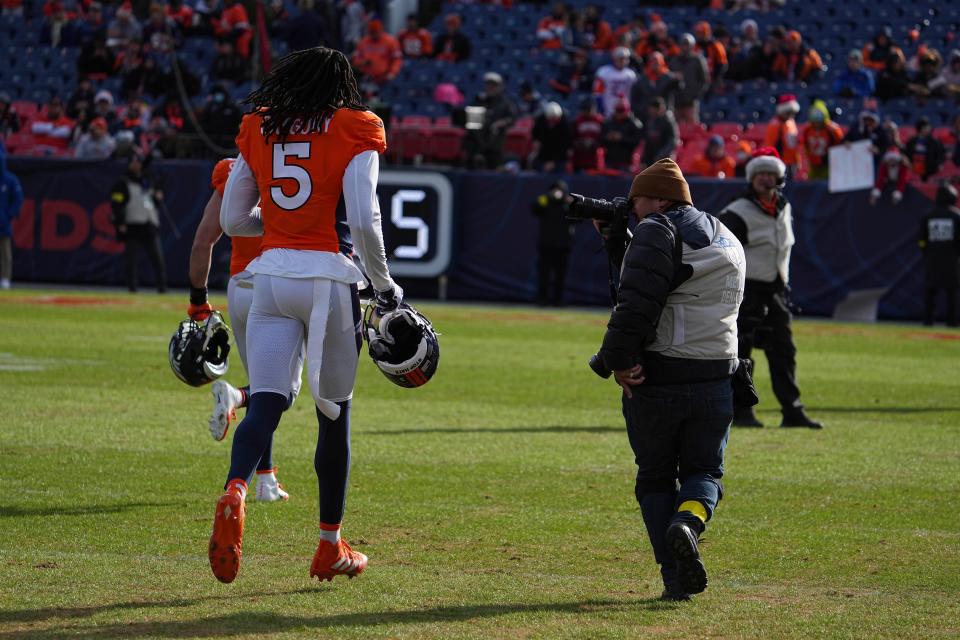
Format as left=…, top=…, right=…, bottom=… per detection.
left=746, top=147, right=787, bottom=182
left=883, top=146, right=902, bottom=163
left=775, top=93, right=800, bottom=116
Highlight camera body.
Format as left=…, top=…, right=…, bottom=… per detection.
left=566, top=194, right=632, bottom=223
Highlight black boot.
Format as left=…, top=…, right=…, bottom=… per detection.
left=665, top=520, right=707, bottom=595
left=780, top=408, right=824, bottom=429
left=733, top=406, right=764, bottom=427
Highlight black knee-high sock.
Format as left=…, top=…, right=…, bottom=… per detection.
left=249, top=392, right=296, bottom=480
left=315, top=400, right=351, bottom=524
left=227, top=392, right=286, bottom=487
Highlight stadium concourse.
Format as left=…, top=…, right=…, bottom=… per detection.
left=0, top=0, right=959, bottom=194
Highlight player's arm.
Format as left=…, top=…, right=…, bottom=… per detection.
left=187, top=190, right=225, bottom=320
left=342, top=149, right=402, bottom=308
left=220, top=154, right=263, bottom=237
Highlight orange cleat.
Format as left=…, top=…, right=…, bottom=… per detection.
left=309, top=539, right=368, bottom=582
left=208, top=483, right=246, bottom=583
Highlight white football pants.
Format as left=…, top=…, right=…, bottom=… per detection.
left=245, top=274, right=361, bottom=419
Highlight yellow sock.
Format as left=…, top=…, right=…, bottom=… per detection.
left=678, top=500, right=707, bottom=523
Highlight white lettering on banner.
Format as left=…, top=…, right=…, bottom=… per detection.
left=390, top=189, right=429, bottom=259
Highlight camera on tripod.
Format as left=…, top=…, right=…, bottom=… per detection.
left=566, top=194, right=632, bottom=223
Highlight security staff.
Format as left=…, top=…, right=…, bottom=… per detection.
left=595, top=159, right=745, bottom=601
left=531, top=180, right=576, bottom=306
left=718, top=148, right=823, bottom=429
left=918, top=183, right=960, bottom=326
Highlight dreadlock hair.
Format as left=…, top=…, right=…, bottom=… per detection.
left=244, top=47, right=366, bottom=143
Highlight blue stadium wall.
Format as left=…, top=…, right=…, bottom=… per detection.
left=8, top=158, right=929, bottom=321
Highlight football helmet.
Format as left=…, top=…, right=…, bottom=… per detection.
left=169, top=311, right=231, bottom=386
left=363, top=303, right=439, bottom=388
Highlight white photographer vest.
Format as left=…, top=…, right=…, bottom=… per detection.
left=647, top=221, right=745, bottom=360
left=723, top=197, right=794, bottom=284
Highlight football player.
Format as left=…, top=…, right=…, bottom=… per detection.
left=209, top=46, right=403, bottom=584
left=188, top=158, right=303, bottom=502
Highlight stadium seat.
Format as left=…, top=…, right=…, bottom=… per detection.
left=678, top=121, right=707, bottom=143
left=504, top=126, right=532, bottom=158
left=427, top=126, right=465, bottom=163
left=743, top=123, right=768, bottom=144
left=710, top=122, right=744, bottom=138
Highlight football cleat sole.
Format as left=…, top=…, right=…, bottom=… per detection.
left=208, top=490, right=245, bottom=583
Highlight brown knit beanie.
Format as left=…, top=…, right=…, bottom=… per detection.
left=628, top=158, right=692, bottom=205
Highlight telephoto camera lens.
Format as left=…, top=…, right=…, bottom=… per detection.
left=588, top=353, right=612, bottom=379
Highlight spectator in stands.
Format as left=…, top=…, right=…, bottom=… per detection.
left=931, top=49, right=960, bottom=97
left=740, top=28, right=784, bottom=81
left=0, top=140, right=23, bottom=290
left=106, top=2, right=142, bottom=52
left=571, top=97, right=604, bottom=172
left=771, top=30, right=823, bottom=83
left=263, top=0, right=288, bottom=35
left=600, top=99, right=642, bottom=172
left=531, top=180, right=576, bottom=307
left=875, top=50, right=912, bottom=100
left=739, top=19, right=760, bottom=54
left=352, top=19, right=402, bottom=84
left=115, top=40, right=146, bottom=91
left=912, top=48, right=945, bottom=98
left=166, top=0, right=195, bottom=35
left=845, top=110, right=890, bottom=169
left=800, top=100, right=844, bottom=181
left=142, top=2, right=180, bottom=53
left=63, top=1, right=106, bottom=47
left=75, top=117, right=116, bottom=159
left=579, top=4, right=613, bottom=51
left=517, top=81, right=547, bottom=118
left=275, top=0, right=333, bottom=51
left=613, top=14, right=646, bottom=50
left=118, top=100, right=148, bottom=141
left=66, top=77, right=96, bottom=124
left=640, top=96, right=678, bottom=170
left=0, top=93, right=21, bottom=135
left=537, top=2, right=572, bottom=50
left=92, top=90, right=119, bottom=134
left=693, top=21, right=728, bottom=84
left=631, top=51, right=680, bottom=117
left=150, top=122, right=180, bottom=158
left=594, top=47, right=637, bottom=117
left=870, top=146, right=909, bottom=206
left=78, top=34, right=116, bottom=79
left=530, top=102, right=572, bottom=173
left=199, top=83, right=242, bottom=140
left=217, top=0, right=252, bottom=57
left=689, top=134, right=735, bottom=178
left=834, top=50, right=875, bottom=98
left=193, top=0, right=222, bottom=37
left=140, top=113, right=167, bottom=155
left=31, top=97, right=75, bottom=155
left=670, top=34, right=709, bottom=124
left=110, top=151, right=167, bottom=293
left=862, top=27, right=902, bottom=72
left=764, top=94, right=801, bottom=177
left=635, top=19, right=678, bottom=59
left=905, top=117, right=946, bottom=182
left=464, top=72, right=516, bottom=170
left=549, top=47, right=593, bottom=96
left=434, top=13, right=471, bottom=62
left=41, top=0, right=71, bottom=47
left=727, top=20, right=763, bottom=81
left=918, top=183, right=960, bottom=327
left=211, top=38, right=248, bottom=83
left=122, top=53, right=169, bottom=100
left=398, top=13, right=432, bottom=59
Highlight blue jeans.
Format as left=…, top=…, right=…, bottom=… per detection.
left=623, top=377, right=733, bottom=517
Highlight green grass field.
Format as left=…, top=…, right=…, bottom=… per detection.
left=1, top=288, right=958, bottom=639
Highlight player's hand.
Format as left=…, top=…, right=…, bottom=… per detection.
left=613, top=365, right=646, bottom=399
left=374, top=285, right=403, bottom=312
left=188, top=302, right=215, bottom=321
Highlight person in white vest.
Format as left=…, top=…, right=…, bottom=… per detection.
left=592, top=159, right=746, bottom=601
left=718, top=147, right=824, bottom=429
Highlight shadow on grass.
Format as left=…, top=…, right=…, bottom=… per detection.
left=0, top=501, right=178, bottom=518
left=0, top=597, right=678, bottom=638
left=365, top=425, right=622, bottom=436
left=808, top=406, right=960, bottom=414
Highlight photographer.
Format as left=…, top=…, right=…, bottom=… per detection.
left=110, top=152, right=167, bottom=293
left=530, top=180, right=576, bottom=306
left=718, top=148, right=823, bottom=429
left=587, top=159, right=746, bottom=601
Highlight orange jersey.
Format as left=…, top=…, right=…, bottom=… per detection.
left=764, top=117, right=801, bottom=166
left=211, top=157, right=262, bottom=276
left=800, top=123, right=844, bottom=167
left=235, top=109, right=387, bottom=254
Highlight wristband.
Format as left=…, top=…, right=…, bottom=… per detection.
left=190, top=286, right=208, bottom=305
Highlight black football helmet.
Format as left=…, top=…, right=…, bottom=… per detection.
left=363, top=303, right=439, bottom=388
left=168, top=312, right=231, bottom=386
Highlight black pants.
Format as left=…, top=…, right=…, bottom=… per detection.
left=736, top=289, right=802, bottom=413
left=123, top=224, right=166, bottom=292
left=536, top=246, right=570, bottom=306
left=924, top=285, right=958, bottom=326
